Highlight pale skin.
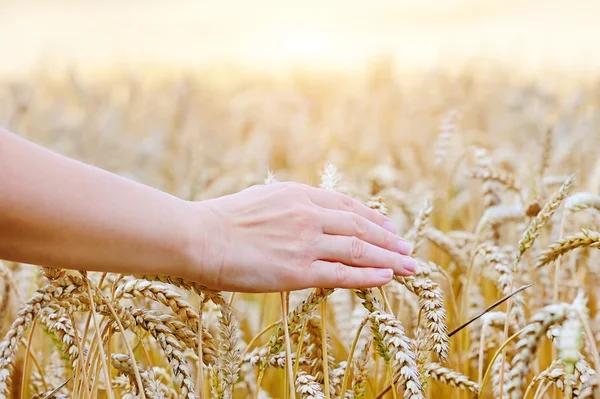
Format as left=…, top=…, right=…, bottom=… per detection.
left=0, top=129, right=417, bottom=293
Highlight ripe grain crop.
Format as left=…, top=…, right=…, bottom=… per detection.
left=2, top=65, right=600, bottom=398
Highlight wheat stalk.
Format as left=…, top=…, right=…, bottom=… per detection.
left=0, top=276, right=85, bottom=398
left=349, top=340, right=371, bottom=399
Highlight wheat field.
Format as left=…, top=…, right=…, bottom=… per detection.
left=1, top=64, right=600, bottom=398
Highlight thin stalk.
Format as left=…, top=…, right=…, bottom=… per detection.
left=253, top=371, right=265, bottom=399
left=41, top=377, right=71, bottom=399
left=340, top=316, right=370, bottom=395
left=85, top=282, right=115, bottom=399
left=86, top=279, right=146, bottom=399
left=477, top=322, right=487, bottom=385
left=20, top=318, right=38, bottom=399
left=438, top=267, right=460, bottom=330
left=523, top=375, right=540, bottom=399
left=391, top=379, right=398, bottom=399
left=281, top=292, right=295, bottom=399
left=240, top=320, right=280, bottom=361
left=374, top=351, right=380, bottom=393
left=497, top=256, right=519, bottom=398
left=552, top=215, right=567, bottom=303
left=70, top=312, right=90, bottom=398
left=460, top=255, right=477, bottom=381
left=321, top=300, right=331, bottom=399
left=551, top=213, right=566, bottom=388
left=18, top=338, right=47, bottom=391
left=577, top=309, right=600, bottom=379
left=100, top=297, right=146, bottom=399
left=480, top=326, right=526, bottom=398
left=196, top=300, right=205, bottom=399
left=377, top=287, right=394, bottom=314
left=293, top=318, right=309, bottom=377
left=387, top=366, right=398, bottom=399
left=533, top=380, right=553, bottom=399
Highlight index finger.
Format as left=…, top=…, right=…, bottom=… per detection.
left=306, top=187, right=396, bottom=233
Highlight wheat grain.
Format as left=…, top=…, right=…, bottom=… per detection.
left=435, top=109, right=460, bottom=166
left=424, top=227, right=469, bottom=271
left=408, top=197, right=433, bottom=256
left=468, top=166, right=521, bottom=194
left=369, top=311, right=422, bottom=399
left=424, top=362, right=479, bottom=393
left=506, top=303, right=570, bottom=398
left=0, top=263, right=12, bottom=337
left=475, top=205, right=525, bottom=236
left=472, top=147, right=501, bottom=208
left=215, top=304, right=241, bottom=399
left=0, top=276, right=84, bottom=398
left=535, top=229, right=600, bottom=268
left=565, top=192, right=600, bottom=213
left=517, top=174, right=575, bottom=259
left=396, top=276, right=449, bottom=363
left=296, top=371, right=325, bottom=399
left=350, top=340, right=371, bottom=399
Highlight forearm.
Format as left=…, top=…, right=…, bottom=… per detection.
left=0, top=129, right=199, bottom=279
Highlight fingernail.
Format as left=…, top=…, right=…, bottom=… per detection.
left=397, top=240, right=413, bottom=255
left=401, top=257, right=418, bottom=274
left=376, top=268, right=393, bottom=279
left=382, top=221, right=397, bottom=234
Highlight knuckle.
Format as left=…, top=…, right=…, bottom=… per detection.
left=303, top=227, right=321, bottom=248
left=335, top=263, right=348, bottom=285
left=287, top=208, right=302, bottom=220
left=350, top=237, right=365, bottom=262
left=284, top=183, right=312, bottom=203
left=352, top=214, right=368, bottom=237
left=280, top=181, right=300, bottom=194
left=298, top=230, right=319, bottom=253
left=290, top=205, right=316, bottom=225
left=341, top=195, right=355, bottom=211
left=382, top=231, right=393, bottom=250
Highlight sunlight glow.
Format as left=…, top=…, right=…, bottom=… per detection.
left=2, top=0, right=600, bottom=75
left=280, top=31, right=333, bottom=60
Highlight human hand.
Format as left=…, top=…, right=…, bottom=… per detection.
left=184, top=182, right=416, bottom=292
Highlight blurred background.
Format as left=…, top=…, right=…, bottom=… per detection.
left=2, top=0, right=600, bottom=76
left=2, top=0, right=600, bottom=199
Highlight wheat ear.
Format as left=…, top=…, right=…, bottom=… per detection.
left=535, top=229, right=600, bottom=269
left=424, top=362, right=479, bottom=393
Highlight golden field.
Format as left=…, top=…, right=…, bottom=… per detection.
left=1, top=63, right=600, bottom=398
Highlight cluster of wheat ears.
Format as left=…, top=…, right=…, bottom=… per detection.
left=2, top=67, right=600, bottom=398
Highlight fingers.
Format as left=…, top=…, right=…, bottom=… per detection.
left=307, top=187, right=396, bottom=233
left=309, top=260, right=394, bottom=288
left=320, top=210, right=413, bottom=256
left=316, top=235, right=417, bottom=276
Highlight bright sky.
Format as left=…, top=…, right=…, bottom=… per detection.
left=2, top=0, right=600, bottom=75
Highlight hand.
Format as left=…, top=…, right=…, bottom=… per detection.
left=184, top=182, right=416, bottom=292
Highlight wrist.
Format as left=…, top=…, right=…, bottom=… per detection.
left=178, top=200, right=227, bottom=288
